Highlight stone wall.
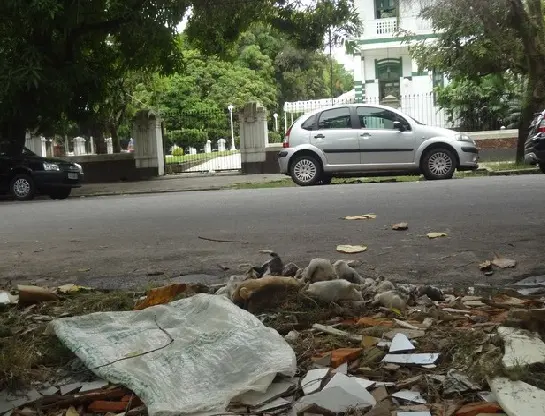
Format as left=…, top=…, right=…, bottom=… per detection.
left=469, top=129, right=518, bottom=162
left=63, top=153, right=139, bottom=183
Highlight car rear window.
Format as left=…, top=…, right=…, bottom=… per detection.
left=301, top=115, right=317, bottom=131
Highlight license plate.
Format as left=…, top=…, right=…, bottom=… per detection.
left=68, top=173, right=78, bottom=180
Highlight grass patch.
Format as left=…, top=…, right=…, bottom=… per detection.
left=165, top=150, right=238, bottom=165
left=0, top=291, right=137, bottom=391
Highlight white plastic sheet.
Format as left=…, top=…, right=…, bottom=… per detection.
left=51, top=294, right=296, bottom=416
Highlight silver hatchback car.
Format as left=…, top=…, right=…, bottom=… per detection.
left=278, top=104, right=479, bottom=186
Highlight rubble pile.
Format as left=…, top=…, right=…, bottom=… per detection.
left=2, top=255, right=545, bottom=416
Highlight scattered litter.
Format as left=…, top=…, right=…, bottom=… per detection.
left=384, top=329, right=426, bottom=340
left=426, top=232, right=447, bottom=239
left=343, top=214, right=377, bottom=220
left=497, top=326, right=545, bottom=368
left=134, top=283, right=207, bottom=310
left=17, top=285, right=58, bottom=304
left=336, top=244, right=368, bottom=254
left=392, top=390, right=426, bottom=404
left=312, top=324, right=362, bottom=343
left=57, top=284, right=91, bottom=294
left=392, top=222, right=408, bottom=230
left=235, top=380, right=295, bottom=406
left=294, top=386, right=374, bottom=414
left=443, top=370, right=481, bottom=396
left=323, top=373, right=376, bottom=406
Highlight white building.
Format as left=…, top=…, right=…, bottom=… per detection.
left=352, top=0, right=445, bottom=106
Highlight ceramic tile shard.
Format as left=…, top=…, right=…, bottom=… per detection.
left=389, top=334, right=416, bottom=353
left=382, top=353, right=439, bottom=365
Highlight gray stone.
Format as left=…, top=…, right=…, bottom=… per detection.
left=253, top=397, right=291, bottom=412
left=284, top=330, right=300, bottom=343
left=306, top=259, right=337, bottom=283
left=59, top=382, right=83, bottom=395
left=301, top=368, right=330, bottom=395
left=282, top=263, right=299, bottom=277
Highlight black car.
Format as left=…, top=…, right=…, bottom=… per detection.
left=524, top=110, right=545, bottom=173
left=0, top=144, right=84, bottom=201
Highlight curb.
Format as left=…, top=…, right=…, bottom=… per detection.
left=71, top=186, right=227, bottom=198
left=489, top=168, right=540, bottom=176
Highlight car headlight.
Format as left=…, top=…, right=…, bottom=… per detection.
left=455, top=133, right=476, bottom=145
left=74, top=163, right=83, bottom=174
left=43, top=162, right=60, bottom=171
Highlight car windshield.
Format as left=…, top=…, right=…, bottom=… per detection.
left=406, top=114, right=425, bottom=125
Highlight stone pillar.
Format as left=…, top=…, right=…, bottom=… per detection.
left=89, top=136, right=96, bottom=154
left=132, top=109, right=165, bottom=177
left=353, top=52, right=364, bottom=103
left=73, top=137, right=86, bottom=156
left=105, top=138, right=113, bottom=154
left=41, top=137, right=48, bottom=157
left=188, top=147, right=197, bottom=155
left=204, top=140, right=212, bottom=153
left=25, top=133, right=46, bottom=157
left=239, top=102, right=268, bottom=174
left=217, top=138, right=226, bottom=152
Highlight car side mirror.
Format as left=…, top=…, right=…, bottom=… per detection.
left=393, top=121, right=405, bottom=131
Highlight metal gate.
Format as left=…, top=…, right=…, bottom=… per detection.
left=163, top=108, right=241, bottom=175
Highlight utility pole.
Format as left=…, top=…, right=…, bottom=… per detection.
left=329, top=26, right=334, bottom=106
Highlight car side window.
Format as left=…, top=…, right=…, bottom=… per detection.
left=301, top=114, right=317, bottom=131
left=318, top=107, right=352, bottom=129
left=357, top=106, right=407, bottom=130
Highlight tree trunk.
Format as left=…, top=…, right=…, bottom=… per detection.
left=0, top=120, right=27, bottom=155
left=509, top=0, right=545, bottom=162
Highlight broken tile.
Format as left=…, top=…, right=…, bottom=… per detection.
left=385, top=329, right=426, bottom=340
left=371, top=386, right=388, bottom=402
left=364, top=400, right=393, bottom=416
left=322, top=373, right=376, bottom=406
left=455, top=402, right=503, bottom=416
left=301, top=369, right=329, bottom=395
left=294, top=386, right=374, bottom=414
left=397, top=412, right=431, bottom=416
left=490, top=377, right=545, bottom=416
left=392, top=390, right=426, bottom=404
left=311, top=353, right=331, bottom=367
left=0, top=390, right=41, bottom=414
left=59, top=383, right=83, bottom=396
left=389, top=334, right=416, bottom=353
left=79, top=380, right=109, bottom=393
left=382, top=353, right=439, bottom=365
left=235, top=381, right=295, bottom=406
left=330, top=348, right=362, bottom=368
left=254, top=397, right=291, bottom=412
left=333, top=363, right=348, bottom=374
left=353, top=377, right=376, bottom=390
left=38, top=387, right=58, bottom=396
left=477, top=391, right=497, bottom=402
left=497, top=326, right=545, bottom=368
left=514, top=275, right=545, bottom=286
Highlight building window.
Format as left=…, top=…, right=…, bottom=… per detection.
left=375, top=58, right=402, bottom=100
left=375, top=0, right=397, bottom=19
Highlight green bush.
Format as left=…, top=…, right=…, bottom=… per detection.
left=268, top=131, right=283, bottom=143
left=168, top=129, right=209, bottom=150
left=171, top=147, right=184, bottom=157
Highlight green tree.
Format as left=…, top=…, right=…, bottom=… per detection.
left=405, top=0, right=545, bottom=160
left=0, top=0, right=360, bottom=153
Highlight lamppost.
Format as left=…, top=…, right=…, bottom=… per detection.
left=273, top=113, right=279, bottom=132
left=228, top=104, right=235, bottom=150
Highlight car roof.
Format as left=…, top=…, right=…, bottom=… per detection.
left=303, top=103, right=402, bottom=117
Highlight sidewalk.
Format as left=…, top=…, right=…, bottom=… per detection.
left=71, top=173, right=286, bottom=197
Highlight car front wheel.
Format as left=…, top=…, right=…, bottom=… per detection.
left=49, top=189, right=72, bottom=200
left=290, top=155, right=322, bottom=186
left=421, top=148, right=456, bottom=180
left=10, top=174, right=36, bottom=201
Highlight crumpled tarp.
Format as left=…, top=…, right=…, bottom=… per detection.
left=50, top=294, right=297, bottom=416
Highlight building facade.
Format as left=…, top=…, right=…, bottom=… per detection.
left=352, top=0, right=446, bottom=119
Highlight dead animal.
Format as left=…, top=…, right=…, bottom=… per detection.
left=263, top=252, right=284, bottom=276
left=231, top=276, right=301, bottom=311
left=306, top=258, right=337, bottom=283
left=333, top=260, right=367, bottom=284
left=305, top=279, right=363, bottom=303
left=374, top=290, right=408, bottom=310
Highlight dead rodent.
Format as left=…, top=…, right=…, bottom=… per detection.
left=231, top=276, right=301, bottom=310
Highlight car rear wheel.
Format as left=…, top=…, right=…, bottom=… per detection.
left=49, top=189, right=72, bottom=200
left=10, top=174, right=36, bottom=201
left=290, top=155, right=322, bottom=186
left=421, top=148, right=456, bottom=180
left=539, top=163, right=545, bottom=174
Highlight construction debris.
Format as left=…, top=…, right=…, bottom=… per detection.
left=2, top=255, right=545, bottom=416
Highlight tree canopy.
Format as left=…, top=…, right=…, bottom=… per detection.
left=0, top=0, right=360, bottom=151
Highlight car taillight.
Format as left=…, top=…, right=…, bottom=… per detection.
left=283, top=125, right=293, bottom=148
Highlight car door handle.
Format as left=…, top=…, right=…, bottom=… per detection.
left=314, top=134, right=325, bottom=139
left=360, top=132, right=371, bottom=139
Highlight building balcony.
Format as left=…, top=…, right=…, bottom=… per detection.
left=361, top=16, right=434, bottom=40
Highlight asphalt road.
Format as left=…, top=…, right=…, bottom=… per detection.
left=1, top=175, right=544, bottom=290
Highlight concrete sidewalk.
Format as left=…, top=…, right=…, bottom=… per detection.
left=71, top=173, right=286, bottom=197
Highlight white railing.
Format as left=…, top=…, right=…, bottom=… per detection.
left=363, top=16, right=434, bottom=39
